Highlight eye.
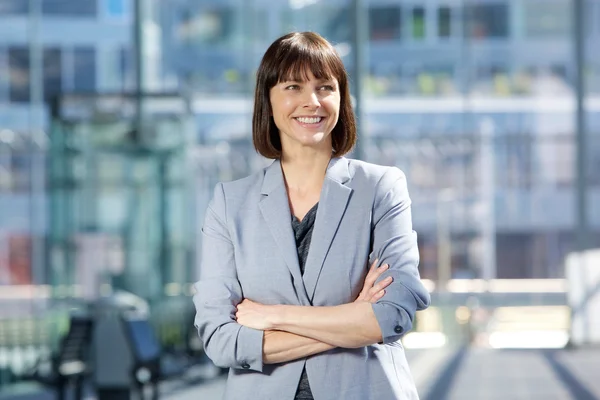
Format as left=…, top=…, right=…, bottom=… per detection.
left=285, top=84, right=300, bottom=90
left=319, top=85, right=335, bottom=91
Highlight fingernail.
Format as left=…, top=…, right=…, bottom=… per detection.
left=386, top=276, right=393, bottom=281
left=380, top=264, right=389, bottom=269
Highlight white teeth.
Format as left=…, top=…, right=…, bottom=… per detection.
left=296, top=117, right=322, bottom=124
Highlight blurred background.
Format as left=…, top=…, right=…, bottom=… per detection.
left=0, top=0, right=599, bottom=399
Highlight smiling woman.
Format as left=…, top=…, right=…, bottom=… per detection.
left=253, top=32, right=356, bottom=160
left=193, top=32, right=430, bottom=400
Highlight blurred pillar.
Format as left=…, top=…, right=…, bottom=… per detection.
left=134, top=0, right=162, bottom=139
left=573, top=0, right=590, bottom=347
left=28, top=0, right=45, bottom=285
left=351, top=0, right=368, bottom=160
left=574, top=0, right=588, bottom=252
left=134, top=0, right=147, bottom=141
left=479, top=118, right=496, bottom=281
left=437, top=190, right=453, bottom=291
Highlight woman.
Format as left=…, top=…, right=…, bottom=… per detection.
left=193, top=32, right=430, bottom=400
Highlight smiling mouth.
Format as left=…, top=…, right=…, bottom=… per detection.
left=295, top=117, right=325, bottom=124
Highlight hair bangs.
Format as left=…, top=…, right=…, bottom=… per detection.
left=277, top=52, right=337, bottom=84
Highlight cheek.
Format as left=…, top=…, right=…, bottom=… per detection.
left=272, top=98, right=294, bottom=118
left=328, top=96, right=341, bottom=114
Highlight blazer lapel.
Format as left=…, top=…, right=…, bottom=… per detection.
left=303, top=157, right=353, bottom=303
left=259, top=160, right=310, bottom=305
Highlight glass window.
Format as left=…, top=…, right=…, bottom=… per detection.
left=105, top=0, right=129, bottom=17
left=322, top=7, right=350, bottom=44
left=74, top=48, right=96, bottom=91
left=43, top=48, right=62, bottom=102
left=281, top=6, right=349, bottom=44
left=438, top=6, right=451, bottom=38
left=120, top=47, right=132, bottom=89
left=10, top=153, right=31, bottom=192
left=179, top=8, right=235, bottom=46
left=42, top=0, right=97, bottom=17
left=8, top=47, right=29, bottom=103
left=524, top=0, right=571, bottom=38
left=369, top=6, right=401, bottom=40
left=412, top=7, right=426, bottom=39
left=466, top=3, right=509, bottom=38
left=0, top=0, right=29, bottom=15
left=0, top=47, right=8, bottom=102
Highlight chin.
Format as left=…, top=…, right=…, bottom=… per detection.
left=298, top=132, right=328, bottom=144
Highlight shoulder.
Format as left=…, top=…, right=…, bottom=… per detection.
left=209, top=161, right=270, bottom=210
left=220, top=169, right=265, bottom=197
left=346, top=158, right=407, bottom=192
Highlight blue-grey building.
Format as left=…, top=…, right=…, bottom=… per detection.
left=1, top=0, right=599, bottom=287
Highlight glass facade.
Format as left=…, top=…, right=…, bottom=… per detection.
left=105, top=0, right=129, bottom=17
left=0, top=0, right=600, bottom=392
left=1, top=1, right=598, bottom=286
left=73, top=47, right=96, bottom=91
left=42, top=0, right=97, bottom=17
left=0, top=0, right=28, bottom=15
left=7, top=47, right=30, bottom=103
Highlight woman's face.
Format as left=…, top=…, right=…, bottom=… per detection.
left=269, top=69, right=340, bottom=152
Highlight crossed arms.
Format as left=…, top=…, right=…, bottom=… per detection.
left=236, top=260, right=391, bottom=364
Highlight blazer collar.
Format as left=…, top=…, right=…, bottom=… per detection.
left=261, top=156, right=351, bottom=195
left=259, top=156, right=353, bottom=304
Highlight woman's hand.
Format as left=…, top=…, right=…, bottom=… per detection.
left=354, top=258, right=393, bottom=303
left=236, top=299, right=277, bottom=330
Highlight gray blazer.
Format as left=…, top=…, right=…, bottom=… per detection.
left=193, top=157, right=431, bottom=400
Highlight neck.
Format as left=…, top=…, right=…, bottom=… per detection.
left=280, top=149, right=331, bottom=193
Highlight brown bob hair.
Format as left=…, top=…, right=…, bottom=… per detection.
left=252, top=32, right=357, bottom=159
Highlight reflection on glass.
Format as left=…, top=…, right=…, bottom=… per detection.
left=281, top=6, right=350, bottom=44
left=43, top=48, right=62, bottom=102
left=0, top=0, right=28, bottom=15
left=466, top=3, right=509, bottom=38
left=177, top=8, right=235, bottom=46
left=369, top=6, right=401, bottom=41
left=412, top=7, right=426, bottom=39
left=105, top=0, right=129, bottom=18
left=42, top=0, right=97, bottom=17
left=74, top=47, right=96, bottom=92
left=0, top=50, right=8, bottom=102
left=438, top=6, right=451, bottom=38
left=524, top=0, right=571, bottom=38
left=8, top=47, right=29, bottom=103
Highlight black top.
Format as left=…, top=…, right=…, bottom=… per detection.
left=291, top=203, right=319, bottom=400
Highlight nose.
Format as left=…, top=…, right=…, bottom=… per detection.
left=303, top=90, right=320, bottom=109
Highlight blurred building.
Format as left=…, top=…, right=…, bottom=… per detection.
left=158, top=0, right=600, bottom=280
left=1, top=0, right=600, bottom=288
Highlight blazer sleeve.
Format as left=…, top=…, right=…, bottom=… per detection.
left=192, top=182, right=265, bottom=372
left=370, top=167, right=431, bottom=344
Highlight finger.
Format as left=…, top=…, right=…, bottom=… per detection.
left=364, top=263, right=387, bottom=288
left=363, top=286, right=386, bottom=303
left=368, top=276, right=393, bottom=295
left=372, top=289, right=385, bottom=301
left=364, top=259, right=378, bottom=283
left=367, top=264, right=389, bottom=285
left=378, top=276, right=393, bottom=289
left=369, top=258, right=379, bottom=272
